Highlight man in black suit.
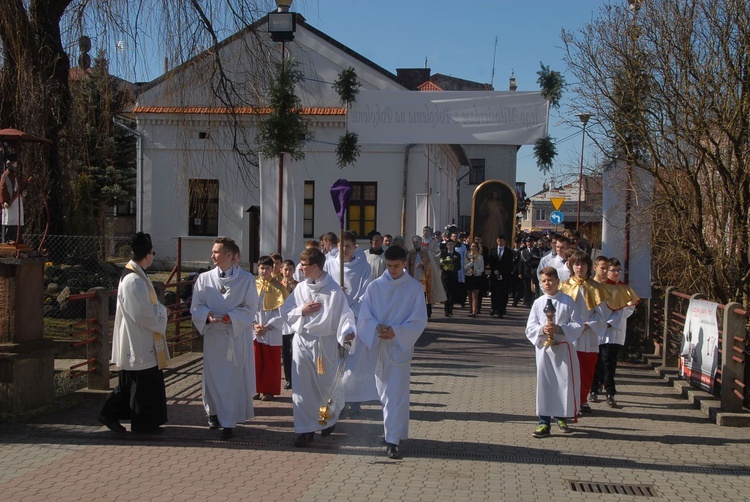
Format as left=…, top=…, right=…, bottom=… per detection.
left=488, top=234, right=513, bottom=318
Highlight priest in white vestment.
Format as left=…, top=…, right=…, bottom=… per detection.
left=356, top=245, right=428, bottom=459
left=98, top=232, right=169, bottom=434
left=191, top=238, right=258, bottom=440
left=281, top=247, right=356, bottom=447
left=526, top=266, right=583, bottom=438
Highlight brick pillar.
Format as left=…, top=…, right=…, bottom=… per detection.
left=0, top=256, right=55, bottom=420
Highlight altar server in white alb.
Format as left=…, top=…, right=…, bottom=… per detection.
left=526, top=266, right=583, bottom=439
left=281, top=247, right=356, bottom=448
left=326, top=231, right=377, bottom=411
left=356, top=245, right=428, bottom=459
left=98, top=232, right=169, bottom=434
left=191, top=237, right=259, bottom=440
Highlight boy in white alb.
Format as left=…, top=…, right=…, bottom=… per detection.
left=526, top=266, right=583, bottom=438
left=281, top=248, right=356, bottom=447
left=356, top=245, right=428, bottom=459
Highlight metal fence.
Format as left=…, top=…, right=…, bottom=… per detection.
left=53, top=280, right=200, bottom=391
left=650, top=285, right=750, bottom=413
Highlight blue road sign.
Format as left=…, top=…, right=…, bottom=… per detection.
left=550, top=210, right=564, bottom=225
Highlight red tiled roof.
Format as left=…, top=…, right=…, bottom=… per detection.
left=131, top=106, right=346, bottom=115
left=418, top=81, right=444, bottom=91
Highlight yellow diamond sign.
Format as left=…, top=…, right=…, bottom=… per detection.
left=550, top=197, right=565, bottom=210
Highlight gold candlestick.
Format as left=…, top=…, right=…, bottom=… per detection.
left=542, top=298, right=558, bottom=347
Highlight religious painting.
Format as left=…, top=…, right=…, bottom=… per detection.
left=470, top=180, right=517, bottom=244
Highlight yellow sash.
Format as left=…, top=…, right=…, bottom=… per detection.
left=125, top=262, right=168, bottom=369
left=560, top=276, right=611, bottom=311
left=604, top=280, right=641, bottom=310
left=256, top=277, right=289, bottom=310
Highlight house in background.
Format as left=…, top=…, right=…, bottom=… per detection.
left=521, top=175, right=602, bottom=246
left=130, top=14, right=541, bottom=265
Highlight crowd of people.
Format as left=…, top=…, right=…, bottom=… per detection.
left=95, top=225, right=638, bottom=456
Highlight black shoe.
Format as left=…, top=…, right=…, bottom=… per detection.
left=294, top=432, right=314, bottom=447
left=284, top=380, right=292, bottom=390
left=219, top=427, right=234, bottom=440
left=497, top=314, right=504, bottom=319
left=208, top=415, right=220, bottom=430
left=97, top=414, right=126, bottom=433
left=252, top=393, right=261, bottom=400
left=321, top=424, right=336, bottom=437
left=260, top=394, right=275, bottom=401
left=385, top=442, right=402, bottom=460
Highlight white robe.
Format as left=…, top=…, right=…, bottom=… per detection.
left=111, top=261, right=169, bottom=370
left=425, top=240, right=447, bottom=303
left=526, top=292, right=583, bottom=418
left=323, top=254, right=372, bottom=319
left=281, top=272, right=357, bottom=433
left=191, top=266, right=259, bottom=428
left=365, top=249, right=386, bottom=279
left=356, top=270, right=428, bottom=444
left=563, top=284, right=615, bottom=353
left=254, top=290, right=284, bottom=346
left=536, top=250, right=556, bottom=280
left=600, top=306, right=633, bottom=345
left=1, top=172, right=23, bottom=226
left=325, top=254, right=379, bottom=403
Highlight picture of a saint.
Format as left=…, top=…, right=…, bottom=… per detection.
left=470, top=181, right=516, bottom=242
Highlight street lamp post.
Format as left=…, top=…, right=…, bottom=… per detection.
left=575, top=113, right=591, bottom=231
left=267, top=0, right=296, bottom=253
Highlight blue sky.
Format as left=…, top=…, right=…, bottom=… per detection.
left=116, top=0, right=607, bottom=197
left=294, top=0, right=606, bottom=197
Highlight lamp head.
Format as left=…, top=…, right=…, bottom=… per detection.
left=276, top=0, right=293, bottom=12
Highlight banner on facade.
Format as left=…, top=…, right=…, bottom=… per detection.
left=349, top=90, right=548, bottom=145
left=680, top=299, right=720, bottom=392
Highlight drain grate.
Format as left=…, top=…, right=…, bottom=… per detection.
left=569, top=480, right=656, bottom=497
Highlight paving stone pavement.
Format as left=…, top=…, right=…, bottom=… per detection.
left=3, top=305, right=750, bottom=501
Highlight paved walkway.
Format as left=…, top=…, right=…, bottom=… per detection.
left=2, top=304, right=750, bottom=501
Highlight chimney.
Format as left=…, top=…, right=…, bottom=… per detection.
left=396, top=68, right=431, bottom=90
left=509, top=71, right=517, bottom=92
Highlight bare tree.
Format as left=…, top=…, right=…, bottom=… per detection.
left=1, top=0, right=278, bottom=235
left=563, top=0, right=750, bottom=305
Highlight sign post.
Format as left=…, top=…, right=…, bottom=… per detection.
left=550, top=210, right=564, bottom=232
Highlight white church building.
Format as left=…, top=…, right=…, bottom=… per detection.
left=130, top=14, right=546, bottom=265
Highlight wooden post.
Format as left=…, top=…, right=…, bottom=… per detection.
left=86, top=287, right=111, bottom=390
left=661, top=286, right=675, bottom=368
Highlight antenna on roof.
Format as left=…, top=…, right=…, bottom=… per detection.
left=424, top=57, right=428, bottom=69
left=490, top=36, right=498, bottom=87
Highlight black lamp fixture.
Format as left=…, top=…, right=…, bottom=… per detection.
left=268, top=0, right=296, bottom=42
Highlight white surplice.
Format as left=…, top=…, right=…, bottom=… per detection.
left=111, top=260, right=169, bottom=370
left=425, top=239, right=447, bottom=303
left=191, top=266, right=259, bottom=428
left=325, top=254, right=379, bottom=403
left=365, top=249, right=386, bottom=279
left=281, top=272, right=356, bottom=434
left=356, top=269, right=428, bottom=445
left=323, top=254, right=372, bottom=319
left=525, top=292, right=583, bottom=418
